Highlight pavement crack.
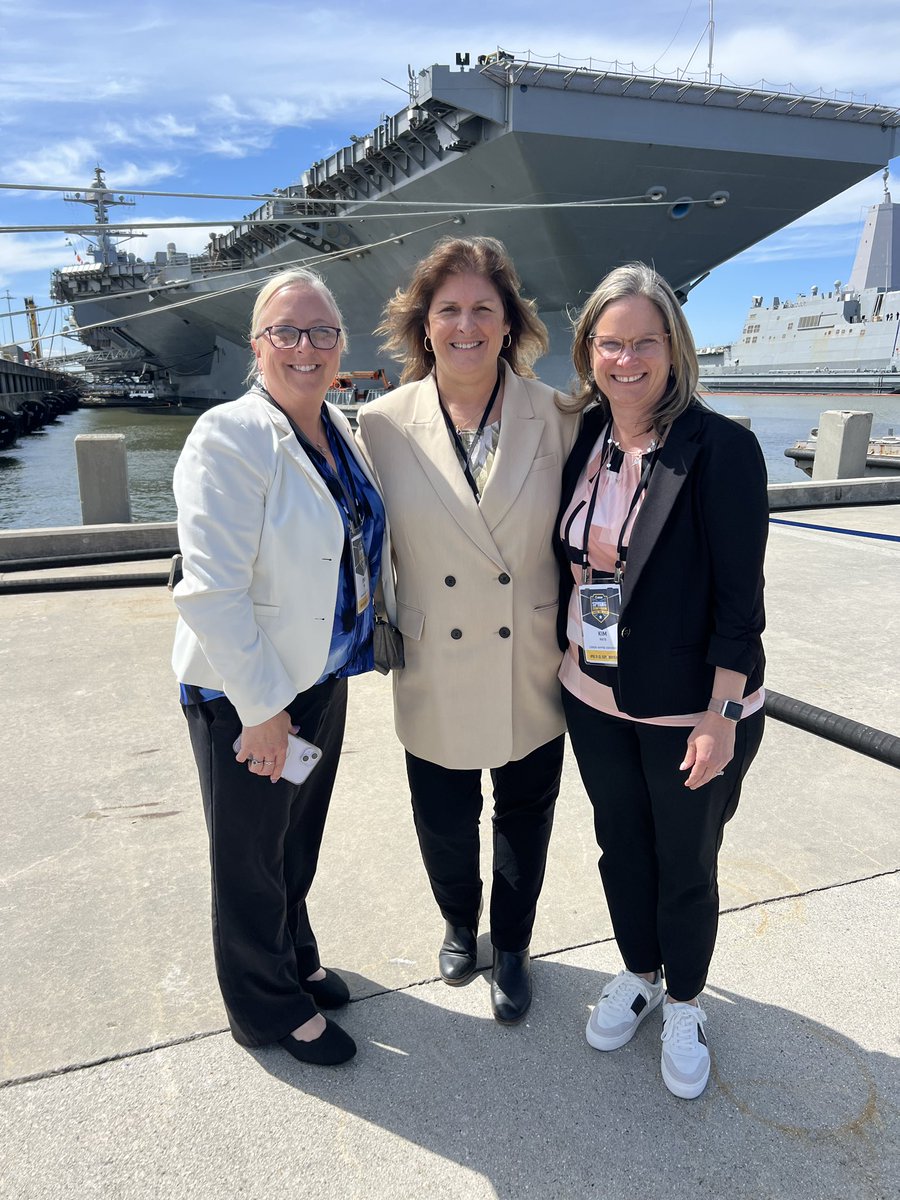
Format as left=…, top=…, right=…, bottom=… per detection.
left=2, top=867, right=895, bottom=1091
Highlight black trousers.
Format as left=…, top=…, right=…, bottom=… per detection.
left=183, top=676, right=347, bottom=1046
left=405, top=735, right=564, bottom=953
left=562, top=688, right=764, bottom=1001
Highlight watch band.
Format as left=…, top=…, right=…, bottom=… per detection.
left=708, top=697, right=744, bottom=722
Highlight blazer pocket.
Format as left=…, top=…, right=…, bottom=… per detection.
left=533, top=599, right=558, bottom=633
left=395, top=601, right=425, bottom=641
left=530, top=452, right=558, bottom=472
left=252, top=603, right=281, bottom=619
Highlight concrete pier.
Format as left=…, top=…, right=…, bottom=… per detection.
left=0, top=502, right=897, bottom=1199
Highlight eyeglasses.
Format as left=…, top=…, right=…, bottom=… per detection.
left=257, top=324, right=341, bottom=350
left=588, top=333, right=670, bottom=358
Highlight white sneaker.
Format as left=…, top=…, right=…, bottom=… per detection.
left=585, top=969, right=664, bottom=1051
left=660, top=1000, right=710, bottom=1099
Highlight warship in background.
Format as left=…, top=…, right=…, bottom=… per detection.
left=50, top=51, right=900, bottom=405
left=700, top=169, right=900, bottom=394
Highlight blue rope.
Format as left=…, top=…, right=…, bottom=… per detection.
left=769, top=517, right=900, bottom=543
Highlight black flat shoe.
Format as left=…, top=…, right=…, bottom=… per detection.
left=278, top=1019, right=356, bottom=1065
left=438, top=921, right=479, bottom=986
left=491, top=948, right=532, bottom=1024
left=302, top=968, right=350, bottom=1010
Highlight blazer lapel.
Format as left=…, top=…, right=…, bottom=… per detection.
left=478, top=371, right=544, bottom=534
left=404, top=375, right=504, bottom=566
left=622, top=408, right=702, bottom=604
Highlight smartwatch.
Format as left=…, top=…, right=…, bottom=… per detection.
left=708, top=697, right=744, bottom=722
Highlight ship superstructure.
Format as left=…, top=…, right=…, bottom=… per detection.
left=701, top=171, right=900, bottom=392
left=51, top=54, right=900, bottom=403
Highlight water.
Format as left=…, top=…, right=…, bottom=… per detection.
left=0, top=407, right=199, bottom=529
left=2, top=393, right=899, bottom=530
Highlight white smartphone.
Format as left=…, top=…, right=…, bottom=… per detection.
left=232, top=732, right=323, bottom=785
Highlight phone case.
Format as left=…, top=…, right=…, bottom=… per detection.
left=232, top=732, right=323, bottom=785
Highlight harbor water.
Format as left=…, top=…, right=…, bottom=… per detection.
left=1, top=392, right=899, bottom=530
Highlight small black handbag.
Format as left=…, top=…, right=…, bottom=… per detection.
left=373, top=613, right=405, bottom=674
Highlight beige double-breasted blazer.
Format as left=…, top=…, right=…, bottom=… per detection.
left=356, top=366, right=579, bottom=769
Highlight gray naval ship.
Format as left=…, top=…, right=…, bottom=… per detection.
left=700, top=169, right=900, bottom=393
left=51, top=52, right=900, bottom=404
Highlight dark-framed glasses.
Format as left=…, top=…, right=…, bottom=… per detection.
left=588, top=333, right=670, bottom=358
left=258, top=324, right=341, bottom=350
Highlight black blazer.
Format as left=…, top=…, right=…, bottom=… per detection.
left=553, top=401, right=768, bottom=719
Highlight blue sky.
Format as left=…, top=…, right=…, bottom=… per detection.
left=1, top=0, right=899, bottom=357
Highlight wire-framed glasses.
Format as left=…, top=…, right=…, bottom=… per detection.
left=257, top=324, right=341, bottom=350
left=588, top=333, right=670, bottom=358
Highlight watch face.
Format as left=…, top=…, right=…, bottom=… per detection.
left=722, top=700, right=744, bottom=722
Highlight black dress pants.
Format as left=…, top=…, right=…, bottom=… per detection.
left=184, top=676, right=347, bottom=1046
left=562, top=687, right=764, bottom=1001
left=405, top=735, right=564, bottom=953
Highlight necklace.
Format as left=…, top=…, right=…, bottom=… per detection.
left=610, top=426, right=658, bottom=458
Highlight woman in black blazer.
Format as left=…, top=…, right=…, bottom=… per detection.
left=553, top=263, right=767, bottom=1100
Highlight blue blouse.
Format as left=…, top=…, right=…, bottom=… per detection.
left=180, top=407, right=384, bottom=708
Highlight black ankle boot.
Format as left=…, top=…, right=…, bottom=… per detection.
left=491, top=947, right=532, bottom=1024
left=438, top=921, right=478, bottom=986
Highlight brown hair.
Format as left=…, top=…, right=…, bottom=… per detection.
left=377, top=236, right=548, bottom=384
left=565, top=262, right=700, bottom=432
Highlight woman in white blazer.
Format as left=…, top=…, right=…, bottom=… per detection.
left=356, top=237, right=578, bottom=1024
left=172, top=268, right=392, bottom=1066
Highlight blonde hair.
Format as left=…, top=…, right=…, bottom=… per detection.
left=377, top=236, right=548, bottom=384
left=565, top=262, right=699, bottom=431
left=246, top=268, right=346, bottom=385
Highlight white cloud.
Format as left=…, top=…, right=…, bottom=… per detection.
left=0, top=234, right=73, bottom=285
left=111, top=160, right=180, bottom=187
left=2, top=139, right=98, bottom=185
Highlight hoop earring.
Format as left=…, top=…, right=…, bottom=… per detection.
left=502, top=333, right=512, bottom=349
left=423, top=335, right=434, bottom=353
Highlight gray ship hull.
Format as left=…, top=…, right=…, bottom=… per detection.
left=53, top=57, right=900, bottom=404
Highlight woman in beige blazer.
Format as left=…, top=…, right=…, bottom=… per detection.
left=357, top=237, right=578, bottom=1024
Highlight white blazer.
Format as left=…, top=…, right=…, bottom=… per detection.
left=172, top=389, right=394, bottom=727
left=356, top=367, right=579, bottom=769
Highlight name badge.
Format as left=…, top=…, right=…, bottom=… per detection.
left=350, top=526, right=370, bottom=615
left=578, top=582, right=620, bottom=666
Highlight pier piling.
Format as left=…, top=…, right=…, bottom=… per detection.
left=74, top=434, right=132, bottom=525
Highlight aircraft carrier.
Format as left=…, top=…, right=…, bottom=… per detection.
left=51, top=52, right=900, bottom=403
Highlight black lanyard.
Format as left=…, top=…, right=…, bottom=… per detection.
left=255, top=384, right=363, bottom=529
left=437, top=369, right=502, bottom=502
left=575, top=424, right=660, bottom=584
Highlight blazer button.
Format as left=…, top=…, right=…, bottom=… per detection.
left=499, top=627, right=511, bottom=638
left=451, top=628, right=463, bottom=640
left=620, top=626, right=631, bottom=638
left=445, top=575, right=456, bottom=587
left=498, top=572, right=511, bottom=585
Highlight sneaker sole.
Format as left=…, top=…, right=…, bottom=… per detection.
left=661, top=1058, right=710, bottom=1099
left=585, top=988, right=663, bottom=1051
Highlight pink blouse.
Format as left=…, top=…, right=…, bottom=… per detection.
left=558, top=431, right=763, bottom=727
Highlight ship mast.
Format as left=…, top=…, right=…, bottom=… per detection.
left=62, top=166, right=137, bottom=266
left=707, top=0, right=716, bottom=84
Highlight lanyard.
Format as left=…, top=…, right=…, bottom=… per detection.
left=437, top=369, right=502, bottom=501
left=254, top=384, right=363, bottom=528
left=576, top=424, right=660, bottom=584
